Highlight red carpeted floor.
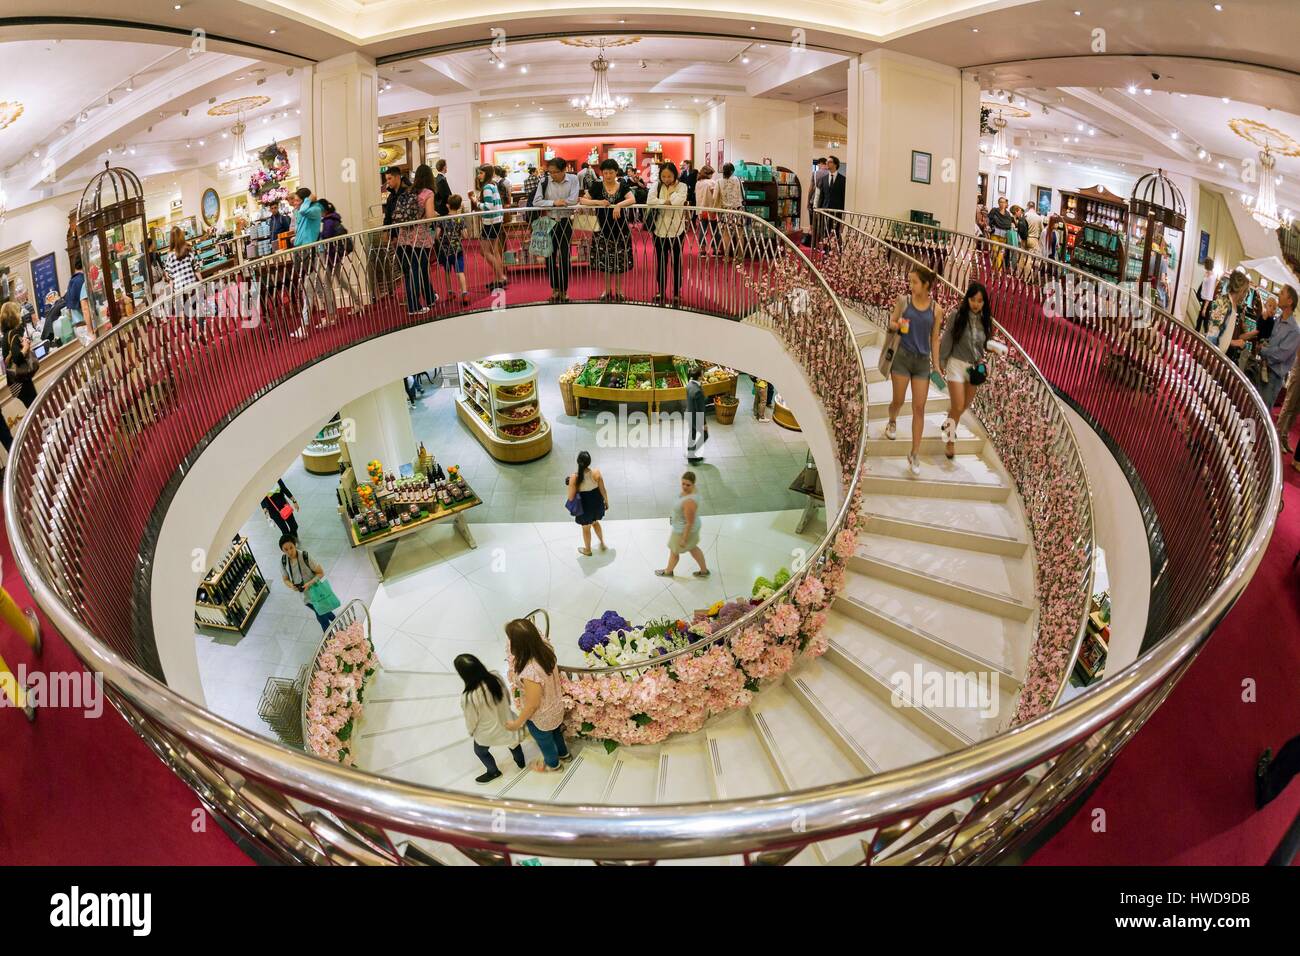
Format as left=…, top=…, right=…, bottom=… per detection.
left=0, top=500, right=252, bottom=865
left=1030, top=416, right=1300, bottom=865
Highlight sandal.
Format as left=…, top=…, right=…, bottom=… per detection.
left=692, top=570, right=711, bottom=578
left=654, top=569, right=674, bottom=577
left=531, top=761, right=563, bottom=773
left=578, top=547, right=593, bottom=556
left=884, top=420, right=897, bottom=440
left=945, top=440, right=956, bottom=461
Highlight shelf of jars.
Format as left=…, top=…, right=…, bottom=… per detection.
left=455, top=358, right=552, bottom=463
left=302, top=415, right=343, bottom=475
left=561, top=355, right=738, bottom=416
left=194, top=534, right=270, bottom=633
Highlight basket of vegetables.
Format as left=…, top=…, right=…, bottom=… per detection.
left=714, top=392, right=739, bottom=425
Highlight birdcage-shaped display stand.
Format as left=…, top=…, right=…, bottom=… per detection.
left=76, top=163, right=157, bottom=331
left=1127, top=169, right=1187, bottom=308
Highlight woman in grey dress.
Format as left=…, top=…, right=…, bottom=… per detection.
left=654, top=471, right=710, bottom=578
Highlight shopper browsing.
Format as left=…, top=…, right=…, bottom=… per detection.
left=655, top=471, right=710, bottom=578
left=883, top=264, right=943, bottom=476
left=434, top=194, right=471, bottom=305
left=717, top=163, right=745, bottom=258
left=279, top=534, right=341, bottom=633
left=580, top=158, right=636, bottom=302
left=316, top=198, right=361, bottom=317
left=2, top=303, right=39, bottom=409
left=695, top=164, right=721, bottom=256
left=1257, top=284, right=1299, bottom=411
left=533, top=157, right=580, bottom=303
left=686, top=366, right=709, bottom=462
left=567, top=450, right=609, bottom=556
left=648, top=162, right=689, bottom=304
left=939, top=281, right=994, bottom=461
left=394, top=163, right=438, bottom=315
left=474, top=164, right=507, bottom=291
left=1207, top=270, right=1250, bottom=353
left=503, top=618, right=571, bottom=773
left=1194, top=257, right=1216, bottom=334
left=454, top=653, right=526, bottom=784
left=260, top=479, right=300, bottom=536
left=433, top=158, right=452, bottom=216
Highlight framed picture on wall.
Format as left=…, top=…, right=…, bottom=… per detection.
left=910, top=150, right=932, bottom=184
left=1035, top=186, right=1052, bottom=216
left=1199, top=230, right=1211, bottom=262
left=997, top=174, right=1008, bottom=197
left=29, top=252, right=59, bottom=312
left=607, top=146, right=636, bottom=171
left=493, top=147, right=542, bottom=183
left=704, top=142, right=711, bottom=168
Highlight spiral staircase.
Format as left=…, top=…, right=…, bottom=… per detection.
left=3, top=204, right=1280, bottom=866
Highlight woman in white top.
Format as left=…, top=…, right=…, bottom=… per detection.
left=694, top=164, right=721, bottom=256
left=504, top=618, right=571, bottom=772
left=717, top=163, right=744, bottom=260
left=648, top=162, right=689, bottom=304
left=454, top=653, right=525, bottom=784
left=567, top=450, right=609, bottom=556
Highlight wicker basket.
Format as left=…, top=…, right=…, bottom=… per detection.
left=713, top=395, right=738, bottom=425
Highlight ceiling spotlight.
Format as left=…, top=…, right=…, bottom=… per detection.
left=1075, top=123, right=1083, bottom=131
left=1143, top=88, right=1152, bottom=95
left=269, top=29, right=277, bottom=35
left=173, top=3, right=181, bottom=8
left=185, top=140, right=191, bottom=148
left=741, top=56, right=750, bottom=64
left=750, top=25, right=757, bottom=30
left=32, top=149, right=39, bottom=158
left=1088, top=128, right=1095, bottom=135
left=520, top=65, right=528, bottom=74
left=198, top=139, right=205, bottom=145
left=1127, top=84, right=1138, bottom=94
left=496, top=60, right=505, bottom=70
left=130, top=147, right=136, bottom=155
left=222, top=132, right=228, bottom=138
left=1197, top=148, right=1207, bottom=159
left=1073, top=9, right=1082, bottom=15
left=1222, top=97, right=1230, bottom=103
left=486, top=112, right=494, bottom=117
left=126, top=78, right=134, bottom=92
left=1213, top=3, right=1223, bottom=9
left=1217, top=161, right=1225, bottom=169
left=1170, top=131, right=1179, bottom=139
left=972, top=27, right=980, bottom=33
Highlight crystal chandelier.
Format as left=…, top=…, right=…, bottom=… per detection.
left=988, top=112, right=1011, bottom=166
left=570, top=41, right=629, bottom=119
left=221, top=112, right=252, bottom=174
left=1239, top=146, right=1292, bottom=230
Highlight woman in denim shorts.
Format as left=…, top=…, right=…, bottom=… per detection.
left=884, top=263, right=943, bottom=476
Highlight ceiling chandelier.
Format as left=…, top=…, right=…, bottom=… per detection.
left=988, top=112, right=1011, bottom=165
left=570, top=40, right=629, bottom=119
left=1229, top=118, right=1299, bottom=230
left=220, top=112, right=252, bottom=174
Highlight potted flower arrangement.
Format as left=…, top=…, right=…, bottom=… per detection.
left=249, top=142, right=292, bottom=208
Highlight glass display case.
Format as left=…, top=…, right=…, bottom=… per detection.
left=76, top=164, right=157, bottom=329
left=1126, top=169, right=1187, bottom=311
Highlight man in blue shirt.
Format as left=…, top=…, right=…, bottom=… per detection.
left=288, top=187, right=322, bottom=246
left=531, top=157, right=580, bottom=302
left=1260, top=283, right=1298, bottom=414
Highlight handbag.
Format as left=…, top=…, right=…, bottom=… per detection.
left=877, top=329, right=901, bottom=378
left=572, top=209, right=600, bottom=233
left=278, top=501, right=294, bottom=520
left=565, top=494, right=584, bottom=518
left=305, top=579, right=341, bottom=615
left=968, top=361, right=988, bottom=386
left=529, top=217, right=557, bottom=258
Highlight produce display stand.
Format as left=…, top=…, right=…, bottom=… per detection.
left=568, top=354, right=738, bottom=416
left=341, top=482, right=481, bottom=580
left=302, top=417, right=342, bottom=474
left=194, top=534, right=270, bottom=633
left=772, top=396, right=801, bottom=431
left=455, top=358, right=552, bottom=463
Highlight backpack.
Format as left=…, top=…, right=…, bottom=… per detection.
left=392, top=189, right=422, bottom=225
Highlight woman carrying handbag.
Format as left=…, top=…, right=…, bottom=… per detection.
left=3, top=301, right=40, bottom=408
left=279, top=534, right=342, bottom=632
left=566, top=450, right=608, bottom=556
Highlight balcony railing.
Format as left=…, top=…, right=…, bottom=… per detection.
left=3, top=202, right=1275, bottom=865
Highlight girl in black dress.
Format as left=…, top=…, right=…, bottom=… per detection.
left=580, top=159, right=636, bottom=302
left=566, top=450, right=609, bottom=556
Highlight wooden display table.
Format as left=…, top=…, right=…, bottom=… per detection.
left=568, top=354, right=737, bottom=416
left=343, top=487, right=481, bottom=581
left=772, top=398, right=801, bottom=431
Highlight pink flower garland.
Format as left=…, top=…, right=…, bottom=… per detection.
left=304, top=619, right=379, bottom=765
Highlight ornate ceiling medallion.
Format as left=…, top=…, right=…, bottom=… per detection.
left=208, top=95, right=272, bottom=117
left=560, top=36, right=642, bottom=48
left=1228, top=117, right=1300, bottom=157
left=0, top=101, right=24, bottom=131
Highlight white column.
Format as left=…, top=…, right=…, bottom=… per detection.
left=846, top=51, right=981, bottom=230
left=298, top=52, right=380, bottom=234
left=436, top=102, right=481, bottom=198
left=339, top=381, right=417, bottom=478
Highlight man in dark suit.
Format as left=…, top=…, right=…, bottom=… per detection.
left=433, top=159, right=452, bottom=216
left=808, top=158, right=828, bottom=243
left=815, top=156, right=846, bottom=244
left=679, top=159, right=698, bottom=207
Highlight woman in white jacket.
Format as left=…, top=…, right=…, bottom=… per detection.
left=455, top=653, right=526, bottom=784
left=648, top=162, right=689, bottom=305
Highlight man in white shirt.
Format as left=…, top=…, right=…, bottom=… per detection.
left=532, top=157, right=580, bottom=302
left=1194, top=257, right=1216, bottom=334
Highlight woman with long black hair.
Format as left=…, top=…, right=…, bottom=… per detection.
left=455, top=653, right=526, bottom=784
left=938, top=281, right=994, bottom=460
left=566, top=449, right=609, bottom=556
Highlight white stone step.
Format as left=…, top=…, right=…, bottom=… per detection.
left=821, top=609, right=1015, bottom=745
left=865, top=411, right=983, bottom=456
left=788, top=656, right=949, bottom=772
left=704, top=711, right=785, bottom=801
left=548, top=745, right=622, bottom=804
left=847, top=311, right=881, bottom=349
left=851, top=533, right=1033, bottom=621
left=601, top=749, right=661, bottom=805
left=656, top=737, right=714, bottom=804
left=748, top=684, right=866, bottom=864
left=863, top=494, right=1028, bottom=555
left=863, top=453, right=1010, bottom=501
left=499, top=753, right=583, bottom=802
left=366, top=669, right=464, bottom=699
left=837, top=572, right=1029, bottom=684
left=361, top=692, right=462, bottom=731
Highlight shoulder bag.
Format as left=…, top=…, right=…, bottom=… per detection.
left=529, top=216, right=557, bottom=259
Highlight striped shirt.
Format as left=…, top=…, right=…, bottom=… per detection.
left=164, top=251, right=200, bottom=290
left=479, top=182, right=504, bottom=225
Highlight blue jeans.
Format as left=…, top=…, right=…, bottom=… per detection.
left=473, top=742, right=525, bottom=774
left=1257, top=369, right=1285, bottom=411
left=526, top=720, right=569, bottom=768
left=314, top=609, right=336, bottom=632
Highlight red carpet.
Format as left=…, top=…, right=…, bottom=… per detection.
left=1030, top=415, right=1300, bottom=865
left=0, top=501, right=251, bottom=865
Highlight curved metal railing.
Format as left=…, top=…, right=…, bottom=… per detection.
left=2, top=197, right=1275, bottom=865
left=814, top=211, right=1095, bottom=722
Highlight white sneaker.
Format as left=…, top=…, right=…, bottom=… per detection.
left=884, top=420, right=897, bottom=440
left=907, top=453, right=922, bottom=477
left=940, top=417, right=956, bottom=443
